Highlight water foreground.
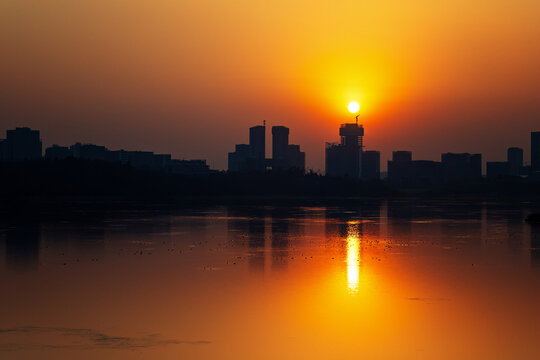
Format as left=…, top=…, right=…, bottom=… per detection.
left=1, top=200, right=539, bottom=359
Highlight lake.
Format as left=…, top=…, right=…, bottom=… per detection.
left=1, top=200, right=539, bottom=359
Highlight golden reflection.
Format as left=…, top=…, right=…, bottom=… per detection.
left=346, top=222, right=360, bottom=294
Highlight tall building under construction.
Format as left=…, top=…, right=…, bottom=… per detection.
left=325, top=122, right=365, bottom=179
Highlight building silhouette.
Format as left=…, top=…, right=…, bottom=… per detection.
left=441, top=153, right=482, bottom=182
left=272, top=126, right=289, bottom=170
left=507, top=147, right=523, bottom=176
left=387, top=151, right=411, bottom=187
left=70, top=143, right=108, bottom=161
left=250, top=125, right=266, bottom=171
left=486, top=161, right=510, bottom=178
left=228, top=124, right=305, bottom=172
left=532, top=131, right=540, bottom=176
left=271, top=126, right=305, bottom=171
left=170, top=159, right=210, bottom=175
left=228, top=124, right=267, bottom=172
left=44, top=140, right=209, bottom=175
left=126, top=151, right=155, bottom=170
left=106, top=149, right=130, bottom=164
left=45, top=145, right=72, bottom=160
left=0, top=127, right=42, bottom=161
left=325, top=122, right=364, bottom=178
left=388, top=151, right=442, bottom=188
left=361, top=150, right=380, bottom=180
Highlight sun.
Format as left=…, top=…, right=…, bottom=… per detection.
left=348, top=101, right=360, bottom=113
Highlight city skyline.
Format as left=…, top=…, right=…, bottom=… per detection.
left=2, top=1, right=540, bottom=171
left=2, top=125, right=539, bottom=182
left=1, top=116, right=537, bottom=172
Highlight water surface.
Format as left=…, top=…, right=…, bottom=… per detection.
left=1, top=200, right=539, bottom=359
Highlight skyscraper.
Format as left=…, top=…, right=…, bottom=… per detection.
left=325, top=122, right=364, bottom=178
left=249, top=125, right=266, bottom=172
left=507, top=147, right=523, bottom=176
left=532, top=132, right=540, bottom=175
left=228, top=124, right=267, bottom=172
left=272, top=126, right=289, bottom=170
left=271, top=126, right=305, bottom=172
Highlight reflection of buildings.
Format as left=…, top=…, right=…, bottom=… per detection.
left=3, top=223, right=41, bottom=271
left=227, top=207, right=266, bottom=273
left=270, top=208, right=305, bottom=271
left=226, top=207, right=305, bottom=274
left=324, top=203, right=381, bottom=239
left=387, top=200, right=414, bottom=237
left=530, top=225, right=540, bottom=267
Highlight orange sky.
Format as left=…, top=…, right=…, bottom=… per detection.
left=1, top=0, right=540, bottom=170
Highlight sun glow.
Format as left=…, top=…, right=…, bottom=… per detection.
left=348, top=101, right=360, bottom=114
left=346, top=222, right=360, bottom=294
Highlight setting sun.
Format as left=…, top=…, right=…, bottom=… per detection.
left=348, top=101, right=360, bottom=114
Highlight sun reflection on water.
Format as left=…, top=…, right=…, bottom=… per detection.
left=346, top=222, right=360, bottom=294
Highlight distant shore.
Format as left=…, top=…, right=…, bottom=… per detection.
left=1, top=159, right=539, bottom=215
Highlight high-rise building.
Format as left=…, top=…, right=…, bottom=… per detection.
left=507, top=147, right=523, bottom=176
left=361, top=151, right=380, bottom=180
left=271, top=126, right=305, bottom=172
left=228, top=124, right=267, bottom=172
left=249, top=125, right=266, bottom=171
left=229, top=124, right=304, bottom=172
left=3, top=127, right=42, bottom=161
left=325, top=122, right=364, bottom=178
left=532, top=132, right=540, bottom=175
left=272, top=126, right=289, bottom=170
left=441, top=153, right=482, bottom=182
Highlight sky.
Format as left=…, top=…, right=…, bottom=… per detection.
left=1, top=0, right=540, bottom=171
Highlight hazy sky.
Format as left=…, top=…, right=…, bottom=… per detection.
left=1, top=0, right=540, bottom=170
